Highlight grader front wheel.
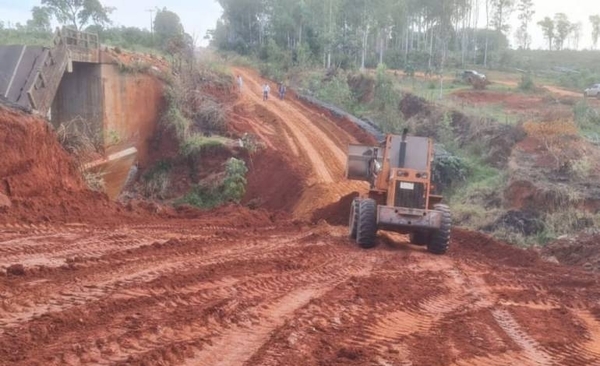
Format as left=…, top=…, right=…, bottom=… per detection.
left=356, top=199, right=378, bottom=249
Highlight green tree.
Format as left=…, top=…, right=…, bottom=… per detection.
left=569, top=22, right=582, bottom=49
left=41, top=0, right=113, bottom=30
left=491, top=0, right=515, bottom=34
left=553, top=13, right=572, bottom=50
left=27, top=6, right=52, bottom=33
left=538, top=16, right=555, bottom=50
left=590, top=15, right=600, bottom=49
left=215, top=0, right=266, bottom=54
left=154, top=8, right=184, bottom=51
left=516, top=0, right=534, bottom=49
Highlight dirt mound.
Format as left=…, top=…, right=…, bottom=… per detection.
left=0, top=106, right=122, bottom=224
left=399, top=93, right=431, bottom=120
left=311, top=191, right=359, bottom=225
left=347, top=73, right=375, bottom=103
left=243, top=149, right=305, bottom=213
left=543, top=234, right=600, bottom=272
left=450, top=228, right=543, bottom=268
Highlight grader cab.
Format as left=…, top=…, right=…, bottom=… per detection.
left=346, top=130, right=451, bottom=254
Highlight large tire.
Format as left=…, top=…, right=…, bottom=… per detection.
left=349, top=198, right=360, bottom=239
left=356, top=199, right=378, bottom=249
left=409, top=231, right=429, bottom=246
left=428, top=204, right=451, bottom=255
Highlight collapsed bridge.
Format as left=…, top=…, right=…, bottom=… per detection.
left=0, top=28, right=163, bottom=199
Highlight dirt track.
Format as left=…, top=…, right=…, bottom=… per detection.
left=2, top=70, right=600, bottom=365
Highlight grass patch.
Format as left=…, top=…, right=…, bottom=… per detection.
left=448, top=156, right=506, bottom=230
left=180, top=135, right=228, bottom=157
left=141, top=160, right=172, bottom=199
left=176, top=157, right=248, bottom=209
left=541, top=210, right=600, bottom=243
left=118, top=60, right=153, bottom=74
left=83, top=171, right=106, bottom=193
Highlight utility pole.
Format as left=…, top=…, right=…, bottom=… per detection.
left=146, top=8, right=155, bottom=45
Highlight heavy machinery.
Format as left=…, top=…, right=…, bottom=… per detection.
left=346, top=130, right=451, bottom=254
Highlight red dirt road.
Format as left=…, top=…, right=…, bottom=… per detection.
left=2, top=71, right=600, bottom=365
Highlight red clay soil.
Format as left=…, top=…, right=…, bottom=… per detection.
left=311, top=191, right=359, bottom=224
left=0, top=105, right=279, bottom=227
left=290, top=88, right=379, bottom=146
left=452, top=89, right=545, bottom=111
left=0, top=106, right=122, bottom=224
left=243, top=148, right=306, bottom=213
left=4, top=67, right=600, bottom=365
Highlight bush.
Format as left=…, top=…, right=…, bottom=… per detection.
left=518, top=72, right=535, bottom=91
left=574, top=101, right=600, bottom=132
left=543, top=209, right=599, bottom=240
left=142, top=160, right=172, bottom=199
left=194, top=98, right=227, bottom=133
left=176, top=157, right=248, bottom=208
left=180, top=135, right=226, bottom=157
left=161, top=84, right=191, bottom=140
left=570, top=157, right=592, bottom=179
left=314, top=73, right=354, bottom=111
left=177, top=184, right=224, bottom=209
left=558, top=69, right=600, bottom=90
left=223, top=158, right=248, bottom=203
left=433, top=145, right=468, bottom=192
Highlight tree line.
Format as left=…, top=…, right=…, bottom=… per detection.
left=0, top=0, right=193, bottom=56
left=210, top=0, right=600, bottom=71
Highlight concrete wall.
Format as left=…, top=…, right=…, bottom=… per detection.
left=51, top=61, right=164, bottom=199
left=52, top=62, right=163, bottom=164
left=51, top=62, right=104, bottom=138
left=100, top=64, right=163, bottom=165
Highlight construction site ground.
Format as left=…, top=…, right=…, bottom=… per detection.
left=2, top=68, right=600, bottom=366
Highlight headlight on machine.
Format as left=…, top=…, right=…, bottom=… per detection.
left=416, top=172, right=428, bottom=179
left=397, top=171, right=409, bottom=177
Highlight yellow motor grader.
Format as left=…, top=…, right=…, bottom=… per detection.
left=346, top=130, right=451, bottom=254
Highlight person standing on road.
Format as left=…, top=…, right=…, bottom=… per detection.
left=279, top=83, right=286, bottom=100
left=237, top=75, right=243, bottom=92
left=263, top=83, right=270, bottom=101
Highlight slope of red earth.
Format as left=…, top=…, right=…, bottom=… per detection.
left=2, top=68, right=600, bottom=366
left=0, top=106, right=119, bottom=224
left=0, top=105, right=280, bottom=228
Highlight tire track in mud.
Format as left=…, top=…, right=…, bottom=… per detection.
left=0, top=229, right=376, bottom=365
left=145, top=251, right=372, bottom=366
left=0, top=228, right=305, bottom=331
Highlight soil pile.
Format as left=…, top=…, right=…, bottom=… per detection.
left=543, top=234, right=600, bottom=272
left=311, top=191, right=359, bottom=225
left=0, top=106, right=119, bottom=224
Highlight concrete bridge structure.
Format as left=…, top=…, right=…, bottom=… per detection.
left=0, top=28, right=163, bottom=199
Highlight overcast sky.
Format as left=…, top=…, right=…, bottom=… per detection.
left=0, top=0, right=598, bottom=49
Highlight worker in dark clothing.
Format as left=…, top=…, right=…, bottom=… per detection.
left=279, top=83, right=286, bottom=100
